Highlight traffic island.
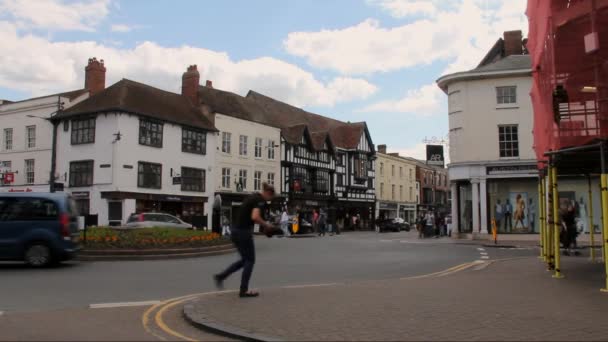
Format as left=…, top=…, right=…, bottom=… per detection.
left=182, top=257, right=608, bottom=341
left=78, top=227, right=234, bottom=261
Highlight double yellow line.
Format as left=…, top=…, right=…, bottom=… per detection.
left=142, top=290, right=235, bottom=341
left=401, top=260, right=484, bottom=280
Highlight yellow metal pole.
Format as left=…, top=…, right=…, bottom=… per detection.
left=588, top=176, right=595, bottom=262
left=600, top=174, right=608, bottom=292
left=546, top=172, right=554, bottom=270
left=539, top=178, right=545, bottom=261
left=552, top=166, right=563, bottom=278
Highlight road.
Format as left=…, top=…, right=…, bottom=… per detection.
left=0, top=232, right=537, bottom=341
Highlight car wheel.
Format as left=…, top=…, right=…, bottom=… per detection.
left=25, top=243, right=53, bottom=268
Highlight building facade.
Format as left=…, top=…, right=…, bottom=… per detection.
left=375, top=145, right=417, bottom=223
left=0, top=89, right=88, bottom=193
left=213, top=112, right=281, bottom=227
left=437, top=31, right=540, bottom=236
left=53, top=61, right=217, bottom=228
left=415, top=160, right=450, bottom=218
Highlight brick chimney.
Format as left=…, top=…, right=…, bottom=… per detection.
left=503, top=30, right=523, bottom=56
left=182, top=65, right=200, bottom=104
left=378, top=144, right=387, bottom=154
left=85, top=57, right=106, bottom=96
left=205, top=80, right=213, bottom=88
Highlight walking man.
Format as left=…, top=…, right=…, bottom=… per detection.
left=214, top=183, right=277, bottom=298
left=280, top=207, right=291, bottom=237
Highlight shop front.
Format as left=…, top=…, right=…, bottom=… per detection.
left=336, top=200, right=375, bottom=231
left=378, top=201, right=398, bottom=220
left=101, top=191, right=207, bottom=228
left=399, top=203, right=417, bottom=224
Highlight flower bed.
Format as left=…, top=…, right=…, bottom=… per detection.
left=81, top=227, right=226, bottom=250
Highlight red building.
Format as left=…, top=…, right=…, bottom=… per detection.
left=527, top=0, right=608, bottom=285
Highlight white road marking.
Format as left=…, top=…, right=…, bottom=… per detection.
left=480, top=256, right=490, bottom=260
left=380, top=239, right=393, bottom=243
left=400, top=240, right=426, bottom=244
left=480, top=252, right=488, bottom=255
left=89, top=300, right=161, bottom=309
left=282, top=283, right=339, bottom=289
left=477, top=248, right=485, bottom=251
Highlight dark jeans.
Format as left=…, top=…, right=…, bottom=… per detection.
left=217, top=228, right=255, bottom=293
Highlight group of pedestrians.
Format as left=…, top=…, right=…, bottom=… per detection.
left=416, top=211, right=447, bottom=238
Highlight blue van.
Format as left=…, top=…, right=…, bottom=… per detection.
left=0, top=192, right=81, bottom=267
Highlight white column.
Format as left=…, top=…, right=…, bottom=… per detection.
left=471, top=180, right=480, bottom=234
left=480, top=179, right=488, bottom=234
left=450, top=182, right=459, bottom=237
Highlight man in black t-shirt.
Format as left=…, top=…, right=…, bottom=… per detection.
left=214, top=183, right=277, bottom=297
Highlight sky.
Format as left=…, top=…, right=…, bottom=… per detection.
left=0, top=0, right=528, bottom=159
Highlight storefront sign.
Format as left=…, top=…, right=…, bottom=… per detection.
left=426, top=145, right=445, bottom=167
left=379, top=202, right=398, bottom=210
left=400, top=204, right=417, bottom=211
left=232, top=201, right=242, bottom=206
left=71, top=191, right=90, bottom=199
left=3, top=172, right=14, bottom=184
left=487, top=165, right=537, bottom=175
left=165, top=196, right=183, bottom=202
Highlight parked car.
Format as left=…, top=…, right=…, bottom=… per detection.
left=0, top=192, right=81, bottom=267
left=376, top=218, right=411, bottom=233
left=125, top=213, right=193, bottom=229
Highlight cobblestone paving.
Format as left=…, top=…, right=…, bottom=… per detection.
left=186, top=257, right=608, bottom=341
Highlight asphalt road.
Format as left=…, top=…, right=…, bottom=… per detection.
left=0, top=231, right=537, bottom=341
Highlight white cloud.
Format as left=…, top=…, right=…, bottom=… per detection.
left=0, top=0, right=110, bottom=31
left=110, top=24, right=132, bottom=33
left=284, top=0, right=528, bottom=75
left=367, top=0, right=438, bottom=18
left=360, top=83, right=442, bottom=115
left=0, top=21, right=376, bottom=108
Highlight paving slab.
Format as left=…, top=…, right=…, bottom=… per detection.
left=184, top=257, right=608, bottom=341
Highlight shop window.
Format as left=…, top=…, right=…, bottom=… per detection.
left=182, top=128, right=206, bottom=155
left=69, top=160, right=94, bottom=187
left=71, top=118, right=96, bottom=145
left=139, top=119, right=163, bottom=148
left=222, top=167, right=231, bottom=188
left=499, top=125, right=519, bottom=158
left=222, top=132, right=231, bottom=154
left=138, top=162, right=162, bottom=189
left=496, top=86, right=517, bottom=104
left=181, top=167, right=205, bottom=192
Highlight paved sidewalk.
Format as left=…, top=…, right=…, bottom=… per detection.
left=184, top=257, right=608, bottom=341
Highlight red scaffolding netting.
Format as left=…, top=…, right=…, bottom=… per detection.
left=527, top=0, right=608, bottom=167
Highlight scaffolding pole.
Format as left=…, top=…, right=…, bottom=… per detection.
left=551, top=165, right=564, bottom=278
left=588, top=176, right=596, bottom=262
left=539, top=177, right=546, bottom=261
left=547, top=172, right=555, bottom=271
left=601, top=143, right=608, bottom=292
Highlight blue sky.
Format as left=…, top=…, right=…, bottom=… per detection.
left=0, top=0, right=527, bottom=158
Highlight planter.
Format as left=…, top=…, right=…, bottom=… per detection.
left=78, top=242, right=235, bottom=261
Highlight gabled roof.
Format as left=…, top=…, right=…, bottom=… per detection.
left=57, top=79, right=216, bottom=131
left=310, top=131, right=335, bottom=152
left=198, top=86, right=276, bottom=128
left=282, top=124, right=308, bottom=145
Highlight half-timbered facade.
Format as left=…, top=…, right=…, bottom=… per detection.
left=281, top=125, right=336, bottom=222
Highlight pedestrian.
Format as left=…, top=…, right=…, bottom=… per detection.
left=417, top=213, right=425, bottom=239
left=425, top=211, right=435, bottom=238
left=214, top=183, right=278, bottom=298
left=221, top=214, right=231, bottom=237
left=318, top=208, right=327, bottom=237
left=561, top=204, right=580, bottom=256
left=280, top=207, right=291, bottom=237
left=312, top=208, right=320, bottom=235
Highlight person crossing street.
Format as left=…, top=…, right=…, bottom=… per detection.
left=214, top=183, right=277, bottom=298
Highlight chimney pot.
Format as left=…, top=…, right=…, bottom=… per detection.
left=378, top=144, right=387, bottom=154
left=503, top=30, right=523, bottom=56
left=206, top=80, right=213, bottom=88
left=182, top=64, right=200, bottom=104
left=85, top=57, right=106, bottom=96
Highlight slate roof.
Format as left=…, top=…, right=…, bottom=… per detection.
left=57, top=79, right=216, bottom=131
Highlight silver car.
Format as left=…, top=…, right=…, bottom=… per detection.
left=125, top=213, right=193, bottom=229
